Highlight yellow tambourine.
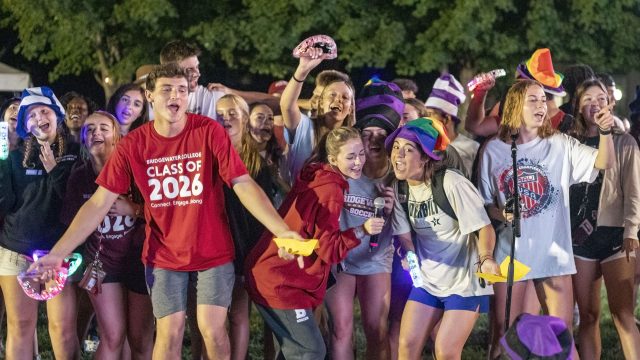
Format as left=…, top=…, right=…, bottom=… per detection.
left=476, top=256, right=531, bottom=283
left=273, top=238, right=319, bottom=256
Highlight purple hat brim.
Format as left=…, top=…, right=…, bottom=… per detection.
left=516, top=64, right=566, bottom=96
left=384, top=126, right=441, bottom=161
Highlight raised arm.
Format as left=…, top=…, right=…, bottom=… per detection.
left=207, top=83, right=280, bottom=110
left=465, top=89, right=500, bottom=138
left=593, top=105, right=615, bottom=170
left=281, top=50, right=325, bottom=132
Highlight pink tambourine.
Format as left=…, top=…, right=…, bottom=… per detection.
left=17, top=267, right=69, bottom=301
left=17, top=250, right=74, bottom=301
left=292, top=35, right=337, bottom=59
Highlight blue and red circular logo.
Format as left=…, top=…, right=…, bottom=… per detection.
left=498, top=159, right=558, bottom=218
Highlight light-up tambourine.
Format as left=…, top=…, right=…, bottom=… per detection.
left=17, top=251, right=83, bottom=301
left=292, top=35, right=337, bottom=59
left=466, top=69, right=506, bottom=92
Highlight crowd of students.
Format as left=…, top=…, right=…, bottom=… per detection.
left=0, top=39, right=639, bottom=360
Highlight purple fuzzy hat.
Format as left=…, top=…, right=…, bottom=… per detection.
left=501, top=313, right=573, bottom=360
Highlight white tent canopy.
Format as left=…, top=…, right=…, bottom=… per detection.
left=0, top=62, right=32, bottom=92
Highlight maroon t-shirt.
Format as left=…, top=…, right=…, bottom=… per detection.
left=62, top=160, right=141, bottom=276
left=96, top=114, right=248, bottom=271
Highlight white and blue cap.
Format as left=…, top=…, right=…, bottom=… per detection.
left=16, top=86, right=65, bottom=139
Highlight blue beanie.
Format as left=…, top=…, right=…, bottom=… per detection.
left=16, top=86, right=65, bottom=139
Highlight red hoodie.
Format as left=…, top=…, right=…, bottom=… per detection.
left=245, top=162, right=361, bottom=309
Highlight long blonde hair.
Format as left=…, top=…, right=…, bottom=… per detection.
left=305, top=126, right=361, bottom=166
left=219, top=94, right=264, bottom=178
left=498, top=80, right=557, bottom=142
left=313, top=80, right=356, bottom=147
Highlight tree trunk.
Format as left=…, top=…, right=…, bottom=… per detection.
left=458, top=64, right=476, bottom=136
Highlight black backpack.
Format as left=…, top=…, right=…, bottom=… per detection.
left=397, top=167, right=459, bottom=222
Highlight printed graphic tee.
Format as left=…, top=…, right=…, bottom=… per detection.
left=401, top=170, right=492, bottom=297
left=97, top=114, right=248, bottom=271
left=479, top=134, right=598, bottom=279
left=62, top=160, right=141, bottom=275
left=339, top=171, right=396, bottom=275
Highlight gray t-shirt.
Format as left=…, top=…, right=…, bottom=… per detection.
left=339, top=169, right=398, bottom=275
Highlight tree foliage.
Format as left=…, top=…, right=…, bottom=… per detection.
left=2, top=0, right=639, bottom=97
left=188, top=0, right=640, bottom=78
left=1, top=0, right=178, bottom=98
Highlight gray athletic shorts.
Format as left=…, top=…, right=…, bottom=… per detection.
left=145, top=262, right=235, bottom=319
left=0, top=246, right=30, bottom=276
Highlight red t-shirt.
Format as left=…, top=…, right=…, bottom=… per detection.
left=96, top=114, right=248, bottom=271
left=550, top=109, right=566, bottom=129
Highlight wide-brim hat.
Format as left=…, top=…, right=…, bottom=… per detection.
left=516, top=48, right=566, bottom=97
left=501, top=313, right=573, bottom=360
left=134, top=64, right=157, bottom=85
left=384, top=117, right=449, bottom=161
left=16, top=87, right=65, bottom=139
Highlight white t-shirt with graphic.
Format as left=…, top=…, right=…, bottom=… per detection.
left=404, top=170, right=492, bottom=297
left=478, top=133, right=598, bottom=280
left=188, top=85, right=225, bottom=122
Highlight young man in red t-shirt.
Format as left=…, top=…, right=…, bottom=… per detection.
left=30, top=64, right=302, bottom=360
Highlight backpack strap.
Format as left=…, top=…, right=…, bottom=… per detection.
left=397, top=179, right=418, bottom=254
left=431, top=168, right=458, bottom=221
left=397, top=179, right=412, bottom=233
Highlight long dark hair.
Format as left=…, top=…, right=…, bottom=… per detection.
left=106, top=83, right=149, bottom=132
left=568, top=79, right=608, bottom=142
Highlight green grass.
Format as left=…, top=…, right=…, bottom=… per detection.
left=2, top=287, right=637, bottom=359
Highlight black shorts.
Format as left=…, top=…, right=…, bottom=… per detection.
left=573, top=226, right=625, bottom=262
